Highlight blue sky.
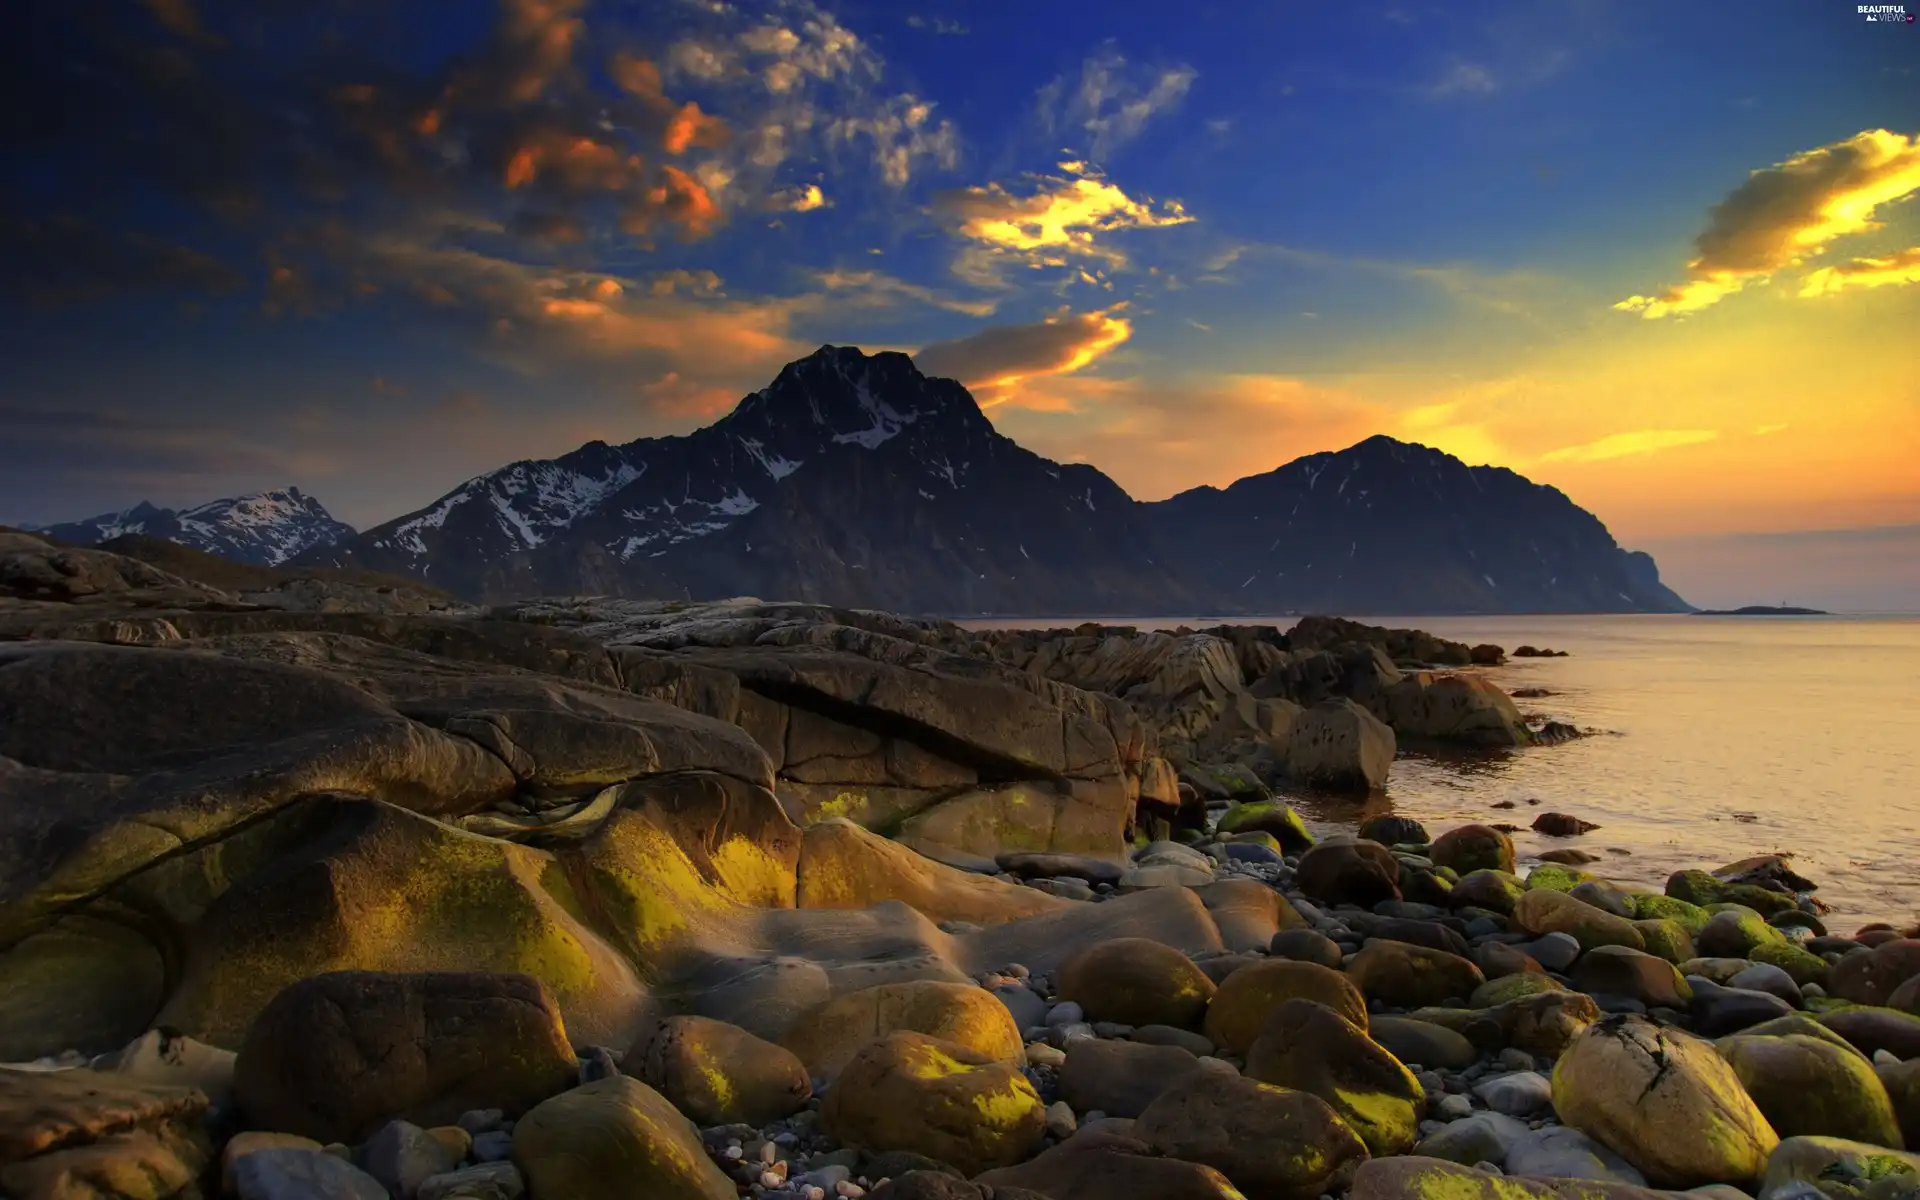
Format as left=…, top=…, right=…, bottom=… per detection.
left=1, top=0, right=1916, bottom=606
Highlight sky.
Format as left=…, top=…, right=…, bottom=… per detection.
left=1, top=0, right=1917, bottom=609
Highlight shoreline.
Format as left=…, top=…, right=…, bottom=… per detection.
left=2, top=530, right=1915, bottom=1200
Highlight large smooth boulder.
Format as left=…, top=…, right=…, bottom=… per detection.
left=1246, top=998, right=1426, bottom=1155
left=1351, top=1157, right=1673, bottom=1200
left=1823, top=1008, right=1920, bottom=1061
left=1215, top=801, right=1316, bottom=853
left=1284, top=699, right=1394, bottom=792
left=1515, top=888, right=1646, bottom=952
left=820, top=1032, right=1045, bottom=1177
left=795, top=820, right=1066, bottom=924
left=1369, top=1016, right=1478, bottom=1069
left=1203, top=958, right=1368, bottom=1054
left=1058, top=1038, right=1205, bottom=1119
left=624, top=1015, right=812, bottom=1127
left=1719, top=1033, right=1903, bottom=1147
left=1429, top=825, right=1516, bottom=876
left=1450, top=870, right=1526, bottom=916
left=1348, top=940, right=1486, bottom=1009
left=1055, top=938, right=1217, bottom=1030
left=973, top=1129, right=1246, bottom=1200
left=1135, top=1070, right=1371, bottom=1200
left=232, top=971, right=579, bottom=1144
left=1552, top=1015, right=1779, bottom=1187
left=1881, top=1059, right=1920, bottom=1149
left=1383, top=673, right=1530, bottom=747
left=779, top=980, right=1022, bottom=1084
left=1296, top=839, right=1402, bottom=908
left=512, top=1075, right=734, bottom=1200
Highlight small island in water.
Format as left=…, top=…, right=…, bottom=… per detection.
left=1693, top=604, right=1830, bottom=616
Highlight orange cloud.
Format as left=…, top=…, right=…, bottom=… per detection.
left=1539, top=428, right=1720, bottom=463
left=1799, top=245, right=1920, bottom=297
left=623, top=165, right=721, bottom=240
left=935, top=163, right=1192, bottom=284
left=1617, top=128, right=1920, bottom=318
left=611, top=53, right=729, bottom=155
left=913, top=309, right=1132, bottom=404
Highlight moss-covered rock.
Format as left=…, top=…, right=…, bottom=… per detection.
left=1470, top=972, right=1568, bottom=1009
left=1055, top=938, right=1217, bottom=1030
left=624, top=1015, right=812, bottom=1127
left=513, top=1075, right=736, bottom=1200
left=1571, top=946, right=1693, bottom=1009
left=1525, top=864, right=1595, bottom=893
left=1719, top=1033, right=1903, bottom=1147
left=1697, top=907, right=1785, bottom=959
left=1514, top=887, right=1645, bottom=952
left=1635, top=893, right=1712, bottom=936
left=779, top=981, right=1022, bottom=1084
left=1753, top=939, right=1832, bottom=987
left=1552, top=1015, right=1778, bottom=1187
left=1136, top=1068, right=1370, bottom=1199
left=1429, top=824, right=1516, bottom=875
left=1667, top=869, right=1729, bottom=907
left=1448, top=870, right=1526, bottom=916
left=1758, top=1136, right=1920, bottom=1200
left=1631, top=918, right=1695, bottom=964
left=1214, top=801, right=1315, bottom=853
left=1202, top=958, right=1368, bottom=1054
left=1830, top=940, right=1920, bottom=1007
left=1246, top=998, right=1426, bottom=1156
left=819, top=1032, right=1046, bottom=1177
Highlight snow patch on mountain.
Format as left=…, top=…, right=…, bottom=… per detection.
left=37, top=488, right=355, bottom=565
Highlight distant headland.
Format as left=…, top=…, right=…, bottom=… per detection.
left=1692, top=604, right=1830, bottom=616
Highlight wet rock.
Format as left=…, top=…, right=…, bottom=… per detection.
left=1633, top=918, right=1696, bottom=964
left=1572, top=946, right=1694, bottom=1009
left=1431, top=825, right=1517, bottom=876
left=1132, top=1025, right=1217, bottom=1057
left=1450, top=871, right=1527, bottom=917
left=1552, top=1015, right=1779, bottom=1187
left=1135, top=1070, right=1371, bottom=1200
left=1202, top=958, right=1368, bottom=1054
left=1719, top=1033, right=1903, bottom=1146
left=1729, top=965, right=1804, bottom=1006
left=1476, top=942, right=1545, bottom=980
left=1570, top=881, right=1639, bottom=919
left=624, top=1015, right=812, bottom=1127
left=1284, top=698, right=1395, bottom=793
left=1364, top=918, right=1473, bottom=958
left=0, top=1068, right=212, bottom=1200
left=995, top=852, right=1125, bottom=887
left=1349, top=940, right=1487, bottom=1008
left=1214, top=801, right=1316, bottom=853
left=232, top=971, right=578, bottom=1144
left=1360, top=816, right=1431, bottom=846
left=1246, top=998, right=1427, bottom=1155
left=1055, top=938, right=1217, bottom=1030
left=1516, top=932, right=1582, bottom=973
left=1879, top=1058, right=1920, bottom=1149
left=1296, top=838, right=1403, bottom=908
left=513, top=1075, right=734, bottom=1200
left=417, top=1162, right=526, bottom=1200
left=820, top=1032, right=1046, bottom=1177
left=1472, top=973, right=1568, bottom=1009
left=1533, top=813, right=1600, bottom=837
left=1698, top=908, right=1784, bottom=960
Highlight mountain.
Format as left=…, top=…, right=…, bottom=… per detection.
left=305, top=346, right=1197, bottom=613
left=37, top=488, right=356, bottom=567
left=1141, top=435, right=1692, bottom=613
left=300, top=346, right=1689, bottom=615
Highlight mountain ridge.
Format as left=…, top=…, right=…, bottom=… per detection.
left=34, top=487, right=356, bottom=567
left=40, top=346, right=1689, bottom=614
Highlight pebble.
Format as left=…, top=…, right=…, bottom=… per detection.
left=1472, top=1071, right=1555, bottom=1117
left=1025, top=1042, right=1066, bottom=1068
left=1045, top=1002, right=1085, bottom=1026
left=1046, top=1021, right=1096, bottom=1049
left=454, top=1110, right=504, bottom=1135
left=1437, top=1094, right=1474, bottom=1120
left=1520, top=933, right=1581, bottom=972
left=1494, top=1048, right=1536, bottom=1073
left=1045, top=1100, right=1078, bottom=1138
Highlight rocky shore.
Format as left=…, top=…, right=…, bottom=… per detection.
left=3, top=528, right=1918, bottom=1200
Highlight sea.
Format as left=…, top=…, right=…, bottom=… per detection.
left=956, top=614, right=1920, bottom=931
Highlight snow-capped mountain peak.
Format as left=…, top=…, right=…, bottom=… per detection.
left=36, top=487, right=356, bottom=565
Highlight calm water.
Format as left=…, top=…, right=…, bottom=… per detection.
left=960, top=614, right=1920, bottom=929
